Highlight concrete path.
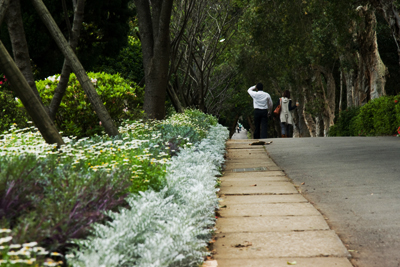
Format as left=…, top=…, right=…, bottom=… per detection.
left=231, top=128, right=248, bottom=140
left=212, top=139, right=352, bottom=267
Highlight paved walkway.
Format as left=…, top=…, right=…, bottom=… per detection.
left=211, top=138, right=353, bottom=266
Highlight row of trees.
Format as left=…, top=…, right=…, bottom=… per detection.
left=2, top=0, right=400, bottom=141
left=134, top=0, right=400, bottom=137
left=1, top=0, right=241, bottom=142
left=222, top=0, right=400, bottom=137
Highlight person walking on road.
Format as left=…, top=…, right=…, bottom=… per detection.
left=277, top=90, right=298, bottom=137
left=248, top=83, right=273, bottom=139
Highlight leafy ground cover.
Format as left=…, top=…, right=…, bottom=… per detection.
left=0, top=109, right=227, bottom=266
left=329, top=95, right=400, bottom=136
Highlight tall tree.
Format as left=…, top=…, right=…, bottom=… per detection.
left=48, top=0, right=85, bottom=120
left=134, top=0, right=174, bottom=119
left=6, top=0, right=41, bottom=101
left=168, top=0, right=240, bottom=114
left=0, top=40, right=64, bottom=145
left=31, top=0, right=119, bottom=137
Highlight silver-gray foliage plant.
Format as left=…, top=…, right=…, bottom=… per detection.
left=70, top=124, right=229, bottom=267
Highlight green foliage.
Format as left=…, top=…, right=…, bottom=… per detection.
left=328, top=107, right=360, bottom=136
left=94, top=35, right=144, bottom=84
left=330, top=96, right=400, bottom=136
left=35, top=72, right=144, bottom=137
left=353, top=96, right=398, bottom=136
left=0, top=155, right=131, bottom=253
left=0, top=91, right=29, bottom=134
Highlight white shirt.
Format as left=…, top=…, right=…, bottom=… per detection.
left=247, top=85, right=273, bottom=113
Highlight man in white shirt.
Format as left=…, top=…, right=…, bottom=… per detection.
left=247, top=83, right=273, bottom=139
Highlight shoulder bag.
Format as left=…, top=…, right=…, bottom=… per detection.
left=273, top=98, right=281, bottom=117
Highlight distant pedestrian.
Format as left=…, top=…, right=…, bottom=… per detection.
left=237, top=125, right=240, bottom=133
left=276, top=90, right=298, bottom=137
left=248, top=83, right=273, bottom=139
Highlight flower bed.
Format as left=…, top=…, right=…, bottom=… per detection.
left=0, top=110, right=228, bottom=266
left=70, top=124, right=229, bottom=267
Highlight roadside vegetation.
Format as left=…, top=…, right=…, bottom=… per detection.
left=0, top=109, right=228, bottom=266
left=329, top=95, right=400, bottom=137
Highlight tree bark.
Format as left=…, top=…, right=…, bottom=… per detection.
left=302, top=86, right=317, bottom=137
left=6, top=0, right=41, bottom=101
left=369, top=0, right=400, bottom=66
left=134, top=0, right=173, bottom=119
left=357, top=6, right=387, bottom=101
left=319, top=67, right=336, bottom=136
left=49, top=0, right=85, bottom=120
left=344, top=69, right=354, bottom=108
left=0, top=40, right=64, bottom=146
left=0, top=0, right=11, bottom=27
left=31, top=0, right=119, bottom=137
left=167, top=81, right=184, bottom=113
left=339, top=69, right=343, bottom=113
left=229, top=114, right=239, bottom=139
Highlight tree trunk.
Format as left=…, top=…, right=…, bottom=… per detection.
left=321, top=68, right=336, bottom=136
left=315, top=116, right=323, bottom=137
left=229, top=114, right=239, bottom=139
left=0, top=0, right=11, bottom=27
left=369, top=0, right=400, bottom=66
left=167, top=81, right=184, bottom=113
left=357, top=7, right=387, bottom=101
left=339, top=69, right=343, bottom=113
left=6, top=0, right=41, bottom=101
left=0, top=41, right=64, bottom=145
left=31, top=0, right=119, bottom=137
left=134, top=0, right=173, bottom=119
left=344, top=69, right=354, bottom=108
left=302, top=88, right=317, bottom=137
left=48, top=0, right=85, bottom=121
left=292, top=95, right=310, bottom=138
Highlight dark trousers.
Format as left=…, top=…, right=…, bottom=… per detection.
left=254, top=109, right=269, bottom=139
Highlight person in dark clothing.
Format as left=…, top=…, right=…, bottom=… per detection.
left=247, top=83, right=273, bottom=139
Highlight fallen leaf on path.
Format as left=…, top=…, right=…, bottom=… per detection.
left=232, top=241, right=252, bottom=248
left=301, top=182, right=305, bottom=185
left=249, top=141, right=273, bottom=146
left=287, top=261, right=297, bottom=265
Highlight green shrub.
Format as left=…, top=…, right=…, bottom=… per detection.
left=329, top=107, right=360, bottom=136
left=0, top=91, right=30, bottom=133
left=163, top=109, right=218, bottom=139
left=330, top=95, right=400, bottom=137
left=395, top=95, right=400, bottom=128
left=352, top=96, right=397, bottom=136
left=35, top=72, right=144, bottom=137
left=94, top=36, right=144, bottom=84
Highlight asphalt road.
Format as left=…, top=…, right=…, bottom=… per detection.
left=265, top=137, right=400, bottom=267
